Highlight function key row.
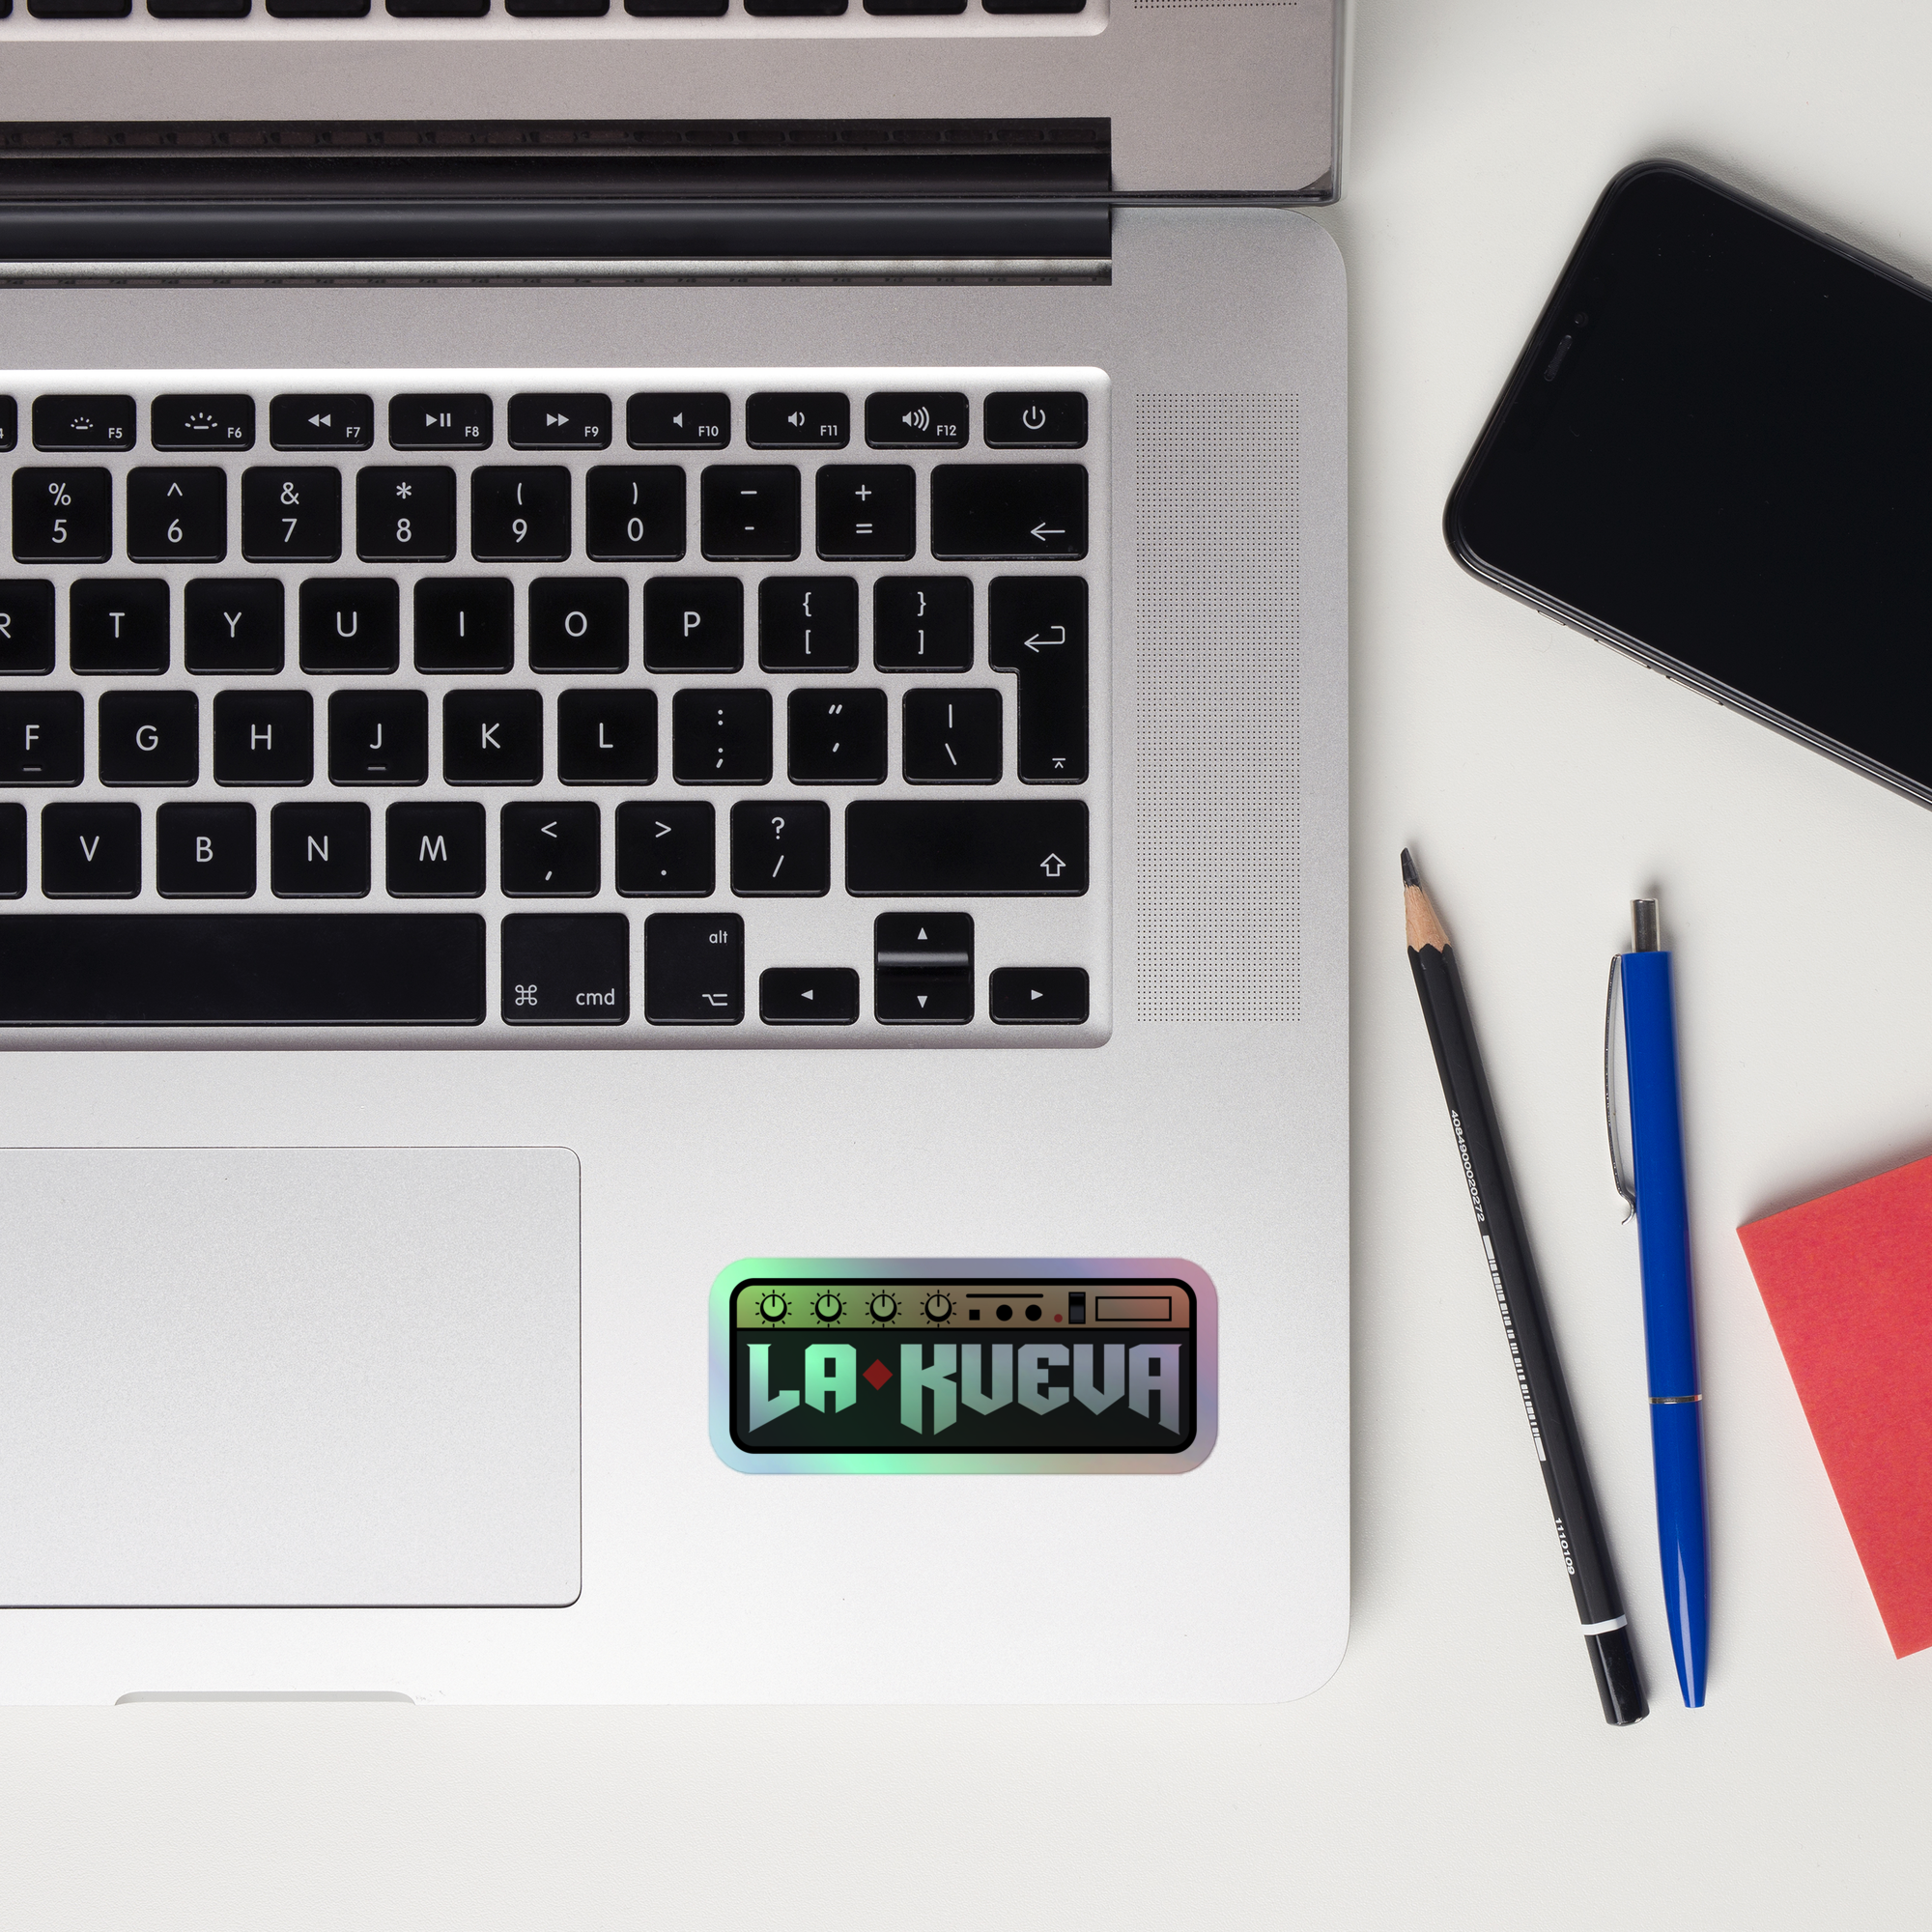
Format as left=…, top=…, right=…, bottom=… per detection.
left=0, top=390, right=1086, bottom=455
left=0, top=575, right=1087, bottom=711
left=0, top=798, right=1089, bottom=899
left=8, top=463, right=1089, bottom=564
left=0, top=680, right=1081, bottom=787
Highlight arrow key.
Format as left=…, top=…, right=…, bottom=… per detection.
left=989, top=966, right=1089, bottom=1025
left=500, top=801, right=601, bottom=896
left=759, top=967, right=860, bottom=1026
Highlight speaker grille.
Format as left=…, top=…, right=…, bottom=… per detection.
left=1134, top=393, right=1301, bottom=1023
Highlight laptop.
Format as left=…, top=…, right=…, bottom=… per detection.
left=0, top=4, right=1350, bottom=1704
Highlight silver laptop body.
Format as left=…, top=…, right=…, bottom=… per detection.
left=0, top=14, right=1349, bottom=1703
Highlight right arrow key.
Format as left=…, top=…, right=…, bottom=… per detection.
left=989, top=968, right=1090, bottom=1026
left=929, top=464, right=1087, bottom=559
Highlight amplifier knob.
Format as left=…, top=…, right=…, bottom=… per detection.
left=923, top=1293, right=953, bottom=1321
left=868, top=1292, right=898, bottom=1321
left=812, top=1292, right=844, bottom=1322
left=757, top=1293, right=788, bottom=1323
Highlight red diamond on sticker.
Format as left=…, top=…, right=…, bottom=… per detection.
left=863, top=1359, right=893, bottom=1390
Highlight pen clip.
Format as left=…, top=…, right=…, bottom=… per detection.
left=1604, top=955, right=1636, bottom=1223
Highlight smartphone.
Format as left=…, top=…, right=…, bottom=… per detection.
left=1446, top=161, right=1932, bottom=806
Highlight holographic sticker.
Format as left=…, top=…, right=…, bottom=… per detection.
left=709, top=1259, right=1217, bottom=1473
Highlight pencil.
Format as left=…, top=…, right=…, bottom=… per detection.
left=1403, top=849, right=1647, bottom=1725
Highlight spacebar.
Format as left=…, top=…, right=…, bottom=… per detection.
left=0, top=915, right=488, bottom=1026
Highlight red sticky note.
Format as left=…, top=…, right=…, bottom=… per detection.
left=1740, top=1154, right=1932, bottom=1658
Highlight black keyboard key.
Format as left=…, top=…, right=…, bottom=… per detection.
left=32, top=394, right=134, bottom=452
left=327, top=690, right=428, bottom=785
left=874, top=577, right=971, bottom=670
left=628, top=392, right=729, bottom=447
left=987, top=575, right=1088, bottom=782
left=903, top=689, right=1002, bottom=784
left=0, top=914, right=484, bottom=1026
left=28, top=0, right=131, bottom=14
left=0, top=692, right=83, bottom=784
left=71, top=581, right=169, bottom=674
left=156, top=803, right=257, bottom=898
left=127, top=468, right=228, bottom=564
left=0, top=399, right=15, bottom=453
left=501, top=802, right=600, bottom=896
left=865, top=0, right=962, bottom=11
left=983, top=0, right=1086, bottom=9
left=744, top=0, right=844, bottom=11
left=0, top=803, right=24, bottom=899
left=530, top=578, right=629, bottom=673
left=270, top=393, right=374, bottom=450
left=931, top=465, right=1088, bottom=560
left=616, top=800, right=712, bottom=895
left=585, top=466, right=685, bottom=561
left=271, top=803, right=370, bottom=896
left=267, top=0, right=368, bottom=12
left=866, top=391, right=969, bottom=449
left=730, top=799, right=830, bottom=896
left=299, top=579, right=400, bottom=674
left=185, top=579, right=285, bottom=674
left=644, top=577, right=742, bottom=672
left=759, top=577, right=858, bottom=672
left=0, top=580, right=56, bottom=675
left=357, top=468, right=456, bottom=563
left=501, top=913, right=628, bottom=1023
left=672, top=688, right=771, bottom=784
left=414, top=578, right=514, bottom=673
left=13, top=469, right=112, bottom=564
left=700, top=466, right=800, bottom=561
left=746, top=395, right=848, bottom=449
left=759, top=967, right=859, bottom=1025
left=444, top=689, right=543, bottom=785
left=390, top=392, right=492, bottom=451
left=644, top=911, right=743, bottom=1024
left=387, top=0, right=485, bottom=13
left=42, top=803, right=142, bottom=897
left=508, top=392, right=611, bottom=448
left=386, top=802, right=486, bottom=897
left=873, top=910, right=973, bottom=1024
left=788, top=687, right=887, bottom=785
left=152, top=394, right=256, bottom=451
left=989, top=966, right=1091, bottom=1023
left=982, top=390, right=1089, bottom=446
left=558, top=689, right=657, bottom=784
left=472, top=466, right=570, bottom=562
left=626, top=0, right=724, bottom=13
left=214, top=690, right=313, bottom=785
left=242, top=466, right=342, bottom=563
left=99, top=691, right=198, bottom=785
left=846, top=800, right=1088, bottom=895
left=816, top=465, right=915, bottom=561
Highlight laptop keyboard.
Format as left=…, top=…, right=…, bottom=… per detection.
left=0, top=367, right=1108, bottom=1040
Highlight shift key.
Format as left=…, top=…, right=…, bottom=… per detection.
left=845, top=800, right=1088, bottom=895
left=929, top=465, right=1087, bottom=560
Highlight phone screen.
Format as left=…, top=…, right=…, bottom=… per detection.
left=1447, top=163, right=1932, bottom=799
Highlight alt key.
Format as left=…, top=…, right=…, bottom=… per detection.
left=759, top=966, right=860, bottom=1026
left=989, top=966, right=1090, bottom=1024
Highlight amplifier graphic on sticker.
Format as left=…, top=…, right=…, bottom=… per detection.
left=709, top=1260, right=1216, bottom=1473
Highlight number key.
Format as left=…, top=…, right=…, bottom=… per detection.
left=356, top=466, right=457, bottom=563
left=471, top=466, right=571, bottom=561
left=13, top=469, right=112, bottom=563
left=242, top=467, right=342, bottom=563
left=127, top=468, right=228, bottom=563
left=585, top=465, right=685, bottom=560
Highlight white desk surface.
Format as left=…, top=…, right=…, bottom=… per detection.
left=10, top=2, right=1932, bottom=1923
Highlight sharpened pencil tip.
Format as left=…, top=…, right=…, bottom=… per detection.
left=1400, top=848, right=1418, bottom=888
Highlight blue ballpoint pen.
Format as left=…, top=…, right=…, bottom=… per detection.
left=1615, top=897, right=1710, bottom=1707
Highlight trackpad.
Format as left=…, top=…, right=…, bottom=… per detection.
left=0, top=1148, right=580, bottom=1607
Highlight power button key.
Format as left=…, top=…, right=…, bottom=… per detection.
left=982, top=391, right=1088, bottom=449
